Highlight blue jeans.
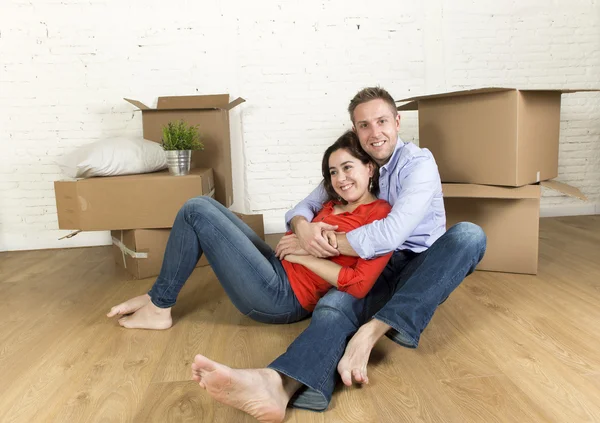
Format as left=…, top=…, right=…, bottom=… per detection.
left=148, top=196, right=309, bottom=324
left=268, top=222, right=487, bottom=411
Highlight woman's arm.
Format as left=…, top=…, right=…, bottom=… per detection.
left=284, top=251, right=393, bottom=298
left=284, top=255, right=341, bottom=287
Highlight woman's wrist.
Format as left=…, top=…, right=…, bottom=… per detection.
left=295, top=255, right=311, bottom=265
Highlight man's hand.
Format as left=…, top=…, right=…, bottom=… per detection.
left=275, top=234, right=309, bottom=259
left=294, top=220, right=340, bottom=258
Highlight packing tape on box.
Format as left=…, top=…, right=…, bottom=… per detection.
left=206, top=189, right=215, bottom=199
left=112, top=231, right=148, bottom=269
left=58, top=230, right=82, bottom=240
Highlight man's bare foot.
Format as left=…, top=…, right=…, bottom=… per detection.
left=337, top=319, right=391, bottom=386
left=191, top=354, right=300, bottom=423
left=107, top=294, right=151, bottom=317
left=108, top=295, right=172, bottom=330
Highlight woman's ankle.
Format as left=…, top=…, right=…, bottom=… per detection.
left=147, top=300, right=172, bottom=314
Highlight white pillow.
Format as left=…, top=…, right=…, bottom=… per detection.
left=58, top=137, right=167, bottom=178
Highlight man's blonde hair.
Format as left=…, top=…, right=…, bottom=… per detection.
left=348, top=87, right=398, bottom=122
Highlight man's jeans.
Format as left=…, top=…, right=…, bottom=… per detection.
left=148, top=196, right=309, bottom=324
left=268, top=222, right=487, bottom=411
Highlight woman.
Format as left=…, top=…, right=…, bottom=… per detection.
left=107, top=130, right=392, bottom=331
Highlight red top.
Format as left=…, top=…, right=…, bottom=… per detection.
left=282, top=199, right=393, bottom=311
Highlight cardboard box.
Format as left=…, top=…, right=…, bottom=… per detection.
left=124, top=95, right=245, bottom=207
left=55, top=168, right=214, bottom=231
left=443, top=183, right=540, bottom=274
left=398, top=88, right=599, bottom=187
left=112, top=229, right=196, bottom=279
left=442, top=181, right=586, bottom=274
left=112, top=213, right=265, bottom=279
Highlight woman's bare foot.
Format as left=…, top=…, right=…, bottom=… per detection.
left=107, top=294, right=172, bottom=330
left=191, top=354, right=299, bottom=423
left=337, top=319, right=391, bottom=386
left=107, top=294, right=151, bottom=317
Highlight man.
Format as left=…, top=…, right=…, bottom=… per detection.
left=191, top=87, right=486, bottom=420
left=275, top=86, right=486, bottom=387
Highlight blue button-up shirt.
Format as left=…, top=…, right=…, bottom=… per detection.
left=284, top=137, right=446, bottom=259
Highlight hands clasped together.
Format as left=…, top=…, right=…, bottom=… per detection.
left=275, top=220, right=344, bottom=261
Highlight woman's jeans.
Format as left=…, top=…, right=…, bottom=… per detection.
left=268, top=222, right=487, bottom=411
left=148, top=196, right=309, bottom=324
left=148, top=196, right=486, bottom=413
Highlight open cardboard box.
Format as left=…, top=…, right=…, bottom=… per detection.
left=54, top=168, right=214, bottom=231
left=111, top=213, right=265, bottom=279
left=443, top=181, right=587, bottom=274
left=398, top=88, right=599, bottom=187
left=124, top=94, right=245, bottom=208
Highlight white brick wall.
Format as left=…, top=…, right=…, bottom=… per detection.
left=1, top=0, right=599, bottom=251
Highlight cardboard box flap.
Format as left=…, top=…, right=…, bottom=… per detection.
left=396, top=100, right=418, bottom=111
left=520, top=89, right=600, bottom=94
left=540, top=180, right=587, bottom=200
left=156, top=95, right=245, bottom=111
left=157, top=94, right=229, bottom=109
left=123, top=98, right=151, bottom=110
left=398, top=87, right=513, bottom=103
left=398, top=87, right=600, bottom=103
left=442, top=183, right=541, bottom=199
left=225, top=97, right=246, bottom=110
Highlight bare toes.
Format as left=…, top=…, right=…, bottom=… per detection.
left=340, top=370, right=352, bottom=386
left=107, top=306, right=122, bottom=317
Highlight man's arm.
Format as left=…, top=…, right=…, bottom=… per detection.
left=284, top=182, right=328, bottom=231
left=278, top=182, right=339, bottom=258
left=330, top=233, right=358, bottom=257
left=344, top=156, right=440, bottom=259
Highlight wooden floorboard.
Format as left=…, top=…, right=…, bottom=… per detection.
left=0, top=215, right=599, bottom=422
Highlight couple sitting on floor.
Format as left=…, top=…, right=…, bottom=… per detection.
left=107, top=86, right=487, bottom=423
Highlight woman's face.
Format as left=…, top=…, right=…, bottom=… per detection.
left=328, top=148, right=374, bottom=204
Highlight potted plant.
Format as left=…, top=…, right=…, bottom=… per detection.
left=161, top=120, right=204, bottom=176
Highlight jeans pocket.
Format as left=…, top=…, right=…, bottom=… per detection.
left=246, top=309, right=294, bottom=324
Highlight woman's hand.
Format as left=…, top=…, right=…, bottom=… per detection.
left=276, top=234, right=310, bottom=259
left=322, top=230, right=338, bottom=248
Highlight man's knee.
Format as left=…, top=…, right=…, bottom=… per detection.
left=447, top=222, right=487, bottom=254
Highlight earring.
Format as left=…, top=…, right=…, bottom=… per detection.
left=369, top=177, right=373, bottom=191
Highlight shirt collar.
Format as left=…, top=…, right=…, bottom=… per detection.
left=380, top=136, right=405, bottom=173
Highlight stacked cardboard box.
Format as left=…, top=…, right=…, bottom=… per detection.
left=54, top=94, right=265, bottom=279
left=397, top=88, right=597, bottom=274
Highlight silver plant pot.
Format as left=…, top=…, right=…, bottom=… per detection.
left=165, top=150, right=192, bottom=176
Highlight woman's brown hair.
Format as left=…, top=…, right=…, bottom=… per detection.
left=321, top=130, right=380, bottom=205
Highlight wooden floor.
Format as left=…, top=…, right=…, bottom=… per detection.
left=1, top=216, right=600, bottom=423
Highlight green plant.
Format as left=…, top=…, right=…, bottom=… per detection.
left=161, top=120, right=204, bottom=151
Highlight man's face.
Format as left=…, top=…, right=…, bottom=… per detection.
left=352, top=99, right=400, bottom=166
